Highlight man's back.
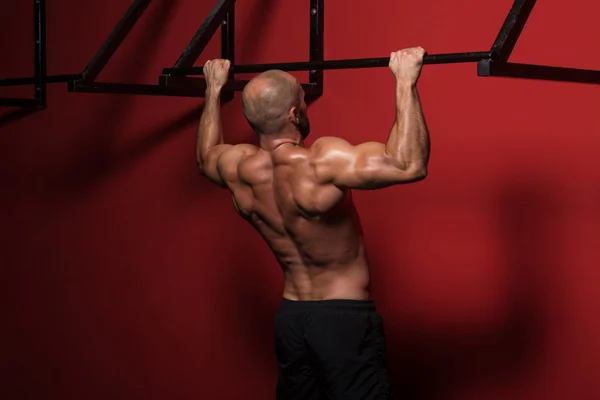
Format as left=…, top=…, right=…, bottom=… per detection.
left=196, top=48, right=430, bottom=399
left=222, top=141, right=371, bottom=301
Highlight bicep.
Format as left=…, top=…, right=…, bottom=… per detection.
left=314, top=138, right=424, bottom=190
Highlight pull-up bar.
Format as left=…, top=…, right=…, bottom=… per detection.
left=2, top=0, right=600, bottom=109
left=162, top=52, right=494, bottom=76
left=0, top=74, right=82, bottom=87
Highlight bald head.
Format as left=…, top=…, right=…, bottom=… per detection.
left=242, top=70, right=305, bottom=135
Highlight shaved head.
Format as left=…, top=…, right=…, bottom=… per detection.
left=242, top=70, right=309, bottom=137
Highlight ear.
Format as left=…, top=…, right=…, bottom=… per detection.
left=288, top=106, right=299, bottom=125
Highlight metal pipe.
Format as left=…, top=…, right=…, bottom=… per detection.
left=34, top=0, right=47, bottom=106
left=0, top=74, right=83, bottom=86
left=162, top=51, right=493, bottom=76
left=81, top=0, right=153, bottom=82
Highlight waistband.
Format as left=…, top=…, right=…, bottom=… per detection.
left=279, top=298, right=376, bottom=312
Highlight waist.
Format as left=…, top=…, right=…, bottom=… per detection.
left=279, top=298, right=376, bottom=313
left=282, top=262, right=371, bottom=301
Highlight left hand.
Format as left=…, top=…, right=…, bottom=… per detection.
left=203, top=59, right=231, bottom=90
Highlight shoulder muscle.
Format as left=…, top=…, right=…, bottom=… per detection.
left=217, top=144, right=258, bottom=183
left=311, top=136, right=386, bottom=185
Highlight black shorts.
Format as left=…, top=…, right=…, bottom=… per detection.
left=274, top=299, right=392, bottom=399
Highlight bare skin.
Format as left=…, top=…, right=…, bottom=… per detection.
left=197, top=48, right=430, bottom=301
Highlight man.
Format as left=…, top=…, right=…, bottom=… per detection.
left=197, top=47, right=430, bottom=399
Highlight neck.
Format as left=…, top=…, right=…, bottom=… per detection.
left=259, top=128, right=304, bottom=151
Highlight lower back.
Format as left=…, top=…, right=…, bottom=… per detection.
left=281, top=245, right=371, bottom=301
left=270, top=204, right=372, bottom=301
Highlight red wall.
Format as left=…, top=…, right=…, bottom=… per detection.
left=2, top=0, right=600, bottom=399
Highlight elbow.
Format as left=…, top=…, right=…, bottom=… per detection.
left=196, top=147, right=212, bottom=176
left=406, top=163, right=428, bottom=182
left=384, top=157, right=428, bottom=184
left=196, top=157, right=207, bottom=176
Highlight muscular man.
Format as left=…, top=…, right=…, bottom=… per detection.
left=197, top=47, right=430, bottom=399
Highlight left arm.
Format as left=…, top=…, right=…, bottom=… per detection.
left=196, top=84, right=232, bottom=187
left=196, top=59, right=232, bottom=187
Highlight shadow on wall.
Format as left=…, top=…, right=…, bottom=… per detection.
left=51, top=0, right=181, bottom=194
left=386, top=182, right=559, bottom=399
left=0, top=0, right=176, bottom=130
left=0, top=108, right=41, bottom=128
left=56, top=0, right=286, bottom=191
left=225, top=229, right=280, bottom=355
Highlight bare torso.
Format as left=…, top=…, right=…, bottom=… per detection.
left=223, top=141, right=371, bottom=301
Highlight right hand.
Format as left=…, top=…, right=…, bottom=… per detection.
left=203, top=58, right=231, bottom=90
left=389, top=47, right=427, bottom=85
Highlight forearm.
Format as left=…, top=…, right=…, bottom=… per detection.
left=196, top=86, right=223, bottom=165
left=385, top=82, right=430, bottom=171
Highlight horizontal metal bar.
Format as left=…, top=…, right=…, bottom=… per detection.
left=0, top=74, right=83, bottom=86
left=478, top=60, right=600, bottom=84
left=159, top=75, right=248, bottom=91
left=0, top=98, right=40, bottom=107
left=68, top=81, right=209, bottom=97
left=69, top=79, right=269, bottom=97
left=159, top=76, right=318, bottom=94
left=163, top=52, right=493, bottom=76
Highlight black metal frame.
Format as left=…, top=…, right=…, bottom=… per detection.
left=2, top=0, right=599, bottom=109
left=477, top=0, right=600, bottom=84
left=67, top=0, right=230, bottom=99
left=0, top=0, right=81, bottom=108
left=159, top=0, right=495, bottom=98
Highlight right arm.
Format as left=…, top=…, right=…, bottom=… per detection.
left=313, top=48, right=430, bottom=190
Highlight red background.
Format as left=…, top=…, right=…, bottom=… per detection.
left=2, top=0, right=600, bottom=399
